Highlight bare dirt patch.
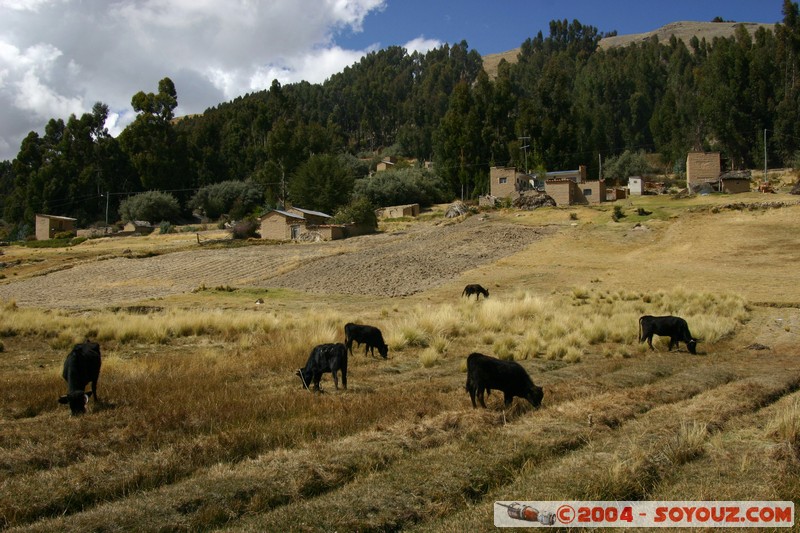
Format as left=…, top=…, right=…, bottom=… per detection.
left=0, top=215, right=552, bottom=308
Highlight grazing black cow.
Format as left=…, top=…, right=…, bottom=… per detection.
left=462, top=284, right=489, bottom=300
left=296, top=343, right=348, bottom=391
left=58, top=341, right=101, bottom=415
left=638, top=315, right=698, bottom=354
left=344, top=323, right=388, bottom=359
left=465, top=352, right=543, bottom=409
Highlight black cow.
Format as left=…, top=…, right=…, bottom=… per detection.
left=462, top=284, right=489, bottom=300
left=58, top=341, right=102, bottom=415
left=465, top=352, right=543, bottom=409
left=638, top=315, right=698, bottom=354
left=296, top=343, right=348, bottom=391
left=344, top=323, right=388, bottom=359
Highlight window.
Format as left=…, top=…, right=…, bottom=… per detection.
left=583, top=189, right=592, bottom=196
left=499, top=177, right=507, bottom=184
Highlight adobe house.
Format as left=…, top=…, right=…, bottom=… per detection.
left=544, top=178, right=606, bottom=206
left=489, top=166, right=529, bottom=198
left=260, top=206, right=363, bottom=241
left=35, top=214, right=77, bottom=240
left=686, top=152, right=721, bottom=190
left=376, top=203, right=420, bottom=219
left=720, top=171, right=752, bottom=194
left=259, top=209, right=307, bottom=240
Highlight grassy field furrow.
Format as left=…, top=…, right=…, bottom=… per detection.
left=4, top=353, right=726, bottom=531
left=212, top=364, right=753, bottom=531
left=411, top=368, right=800, bottom=532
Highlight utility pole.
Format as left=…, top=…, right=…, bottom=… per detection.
left=598, top=153, right=602, bottom=181
left=105, top=192, right=109, bottom=226
left=279, top=162, right=286, bottom=210
left=763, top=129, right=768, bottom=184
left=519, top=136, right=530, bottom=174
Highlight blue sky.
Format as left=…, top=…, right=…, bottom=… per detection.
left=336, top=0, right=784, bottom=55
left=0, top=0, right=788, bottom=161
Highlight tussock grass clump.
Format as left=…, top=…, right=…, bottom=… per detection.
left=766, top=397, right=800, bottom=447
left=419, top=347, right=441, bottom=367
left=492, top=336, right=517, bottom=360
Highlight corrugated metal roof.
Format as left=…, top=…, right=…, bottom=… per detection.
left=36, top=214, right=77, bottom=221
left=291, top=207, right=332, bottom=218
left=268, top=209, right=305, bottom=220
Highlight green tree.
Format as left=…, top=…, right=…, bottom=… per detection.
left=118, top=191, right=181, bottom=223
left=353, top=167, right=450, bottom=207
left=288, top=154, right=354, bottom=214
left=332, top=197, right=378, bottom=228
left=119, top=78, right=192, bottom=193
left=188, top=180, right=264, bottom=219
left=603, top=150, right=654, bottom=183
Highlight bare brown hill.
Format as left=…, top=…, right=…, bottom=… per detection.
left=483, top=21, right=776, bottom=78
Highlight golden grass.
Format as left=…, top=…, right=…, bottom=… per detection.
left=2, top=198, right=799, bottom=531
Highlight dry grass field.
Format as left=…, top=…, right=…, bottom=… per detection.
left=1, top=191, right=799, bottom=531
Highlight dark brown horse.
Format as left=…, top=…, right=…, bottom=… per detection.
left=462, top=284, right=489, bottom=300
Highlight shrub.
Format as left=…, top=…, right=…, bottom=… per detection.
left=119, top=191, right=181, bottom=224
left=230, top=219, right=259, bottom=240
left=159, top=221, right=173, bottom=234
left=332, top=197, right=378, bottom=228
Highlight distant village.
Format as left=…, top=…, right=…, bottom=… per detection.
left=34, top=151, right=753, bottom=243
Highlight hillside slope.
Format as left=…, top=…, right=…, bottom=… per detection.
left=483, top=21, right=776, bottom=78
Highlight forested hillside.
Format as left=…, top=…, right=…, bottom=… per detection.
left=2, top=3, right=800, bottom=236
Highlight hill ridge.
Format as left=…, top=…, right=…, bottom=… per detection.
left=482, top=20, right=776, bottom=78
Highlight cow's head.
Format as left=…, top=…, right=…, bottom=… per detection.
left=58, top=390, right=92, bottom=415
left=378, top=343, right=389, bottom=359
left=296, top=368, right=312, bottom=389
left=687, top=339, right=698, bottom=355
left=525, top=384, right=544, bottom=408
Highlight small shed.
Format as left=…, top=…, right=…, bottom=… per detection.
left=628, top=176, right=645, bottom=196
left=720, top=170, right=752, bottom=194
left=376, top=157, right=397, bottom=172
left=123, top=221, right=155, bottom=235
left=35, top=214, right=77, bottom=241
left=376, top=203, right=420, bottom=219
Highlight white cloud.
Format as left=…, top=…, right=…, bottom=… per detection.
left=0, top=0, right=63, bottom=12
left=0, top=0, right=390, bottom=161
left=403, top=36, right=442, bottom=55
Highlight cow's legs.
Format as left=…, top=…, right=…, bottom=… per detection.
left=477, top=387, right=487, bottom=408
left=503, top=392, right=513, bottom=407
